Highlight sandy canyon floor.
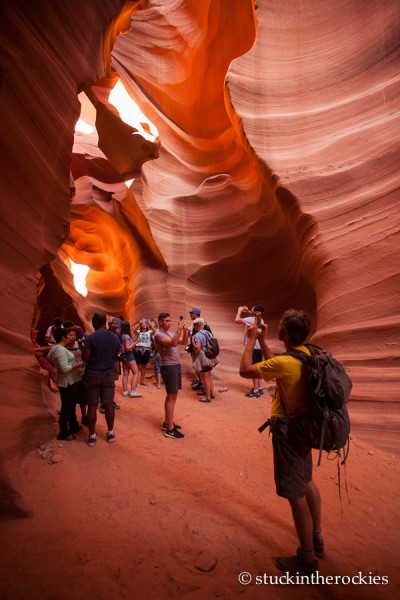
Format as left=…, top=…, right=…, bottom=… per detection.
left=1, top=360, right=399, bottom=600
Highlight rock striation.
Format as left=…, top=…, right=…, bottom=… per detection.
left=0, top=0, right=399, bottom=514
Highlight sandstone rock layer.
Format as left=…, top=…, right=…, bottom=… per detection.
left=0, top=0, right=399, bottom=514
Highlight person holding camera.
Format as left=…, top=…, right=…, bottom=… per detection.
left=239, top=310, right=322, bottom=576
left=235, top=304, right=266, bottom=397
left=191, top=318, right=218, bottom=403
left=154, top=313, right=188, bottom=438
left=187, top=307, right=212, bottom=393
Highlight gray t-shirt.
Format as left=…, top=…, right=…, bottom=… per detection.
left=83, top=328, right=120, bottom=375
left=154, top=330, right=181, bottom=366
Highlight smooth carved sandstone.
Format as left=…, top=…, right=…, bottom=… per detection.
left=0, top=0, right=399, bottom=517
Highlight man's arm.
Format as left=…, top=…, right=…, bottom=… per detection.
left=156, top=322, right=188, bottom=348
left=82, top=347, right=92, bottom=363
left=257, top=324, right=274, bottom=360
left=179, top=323, right=189, bottom=346
left=235, top=306, right=248, bottom=325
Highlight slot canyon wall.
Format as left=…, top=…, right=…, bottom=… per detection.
left=0, top=0, right=399, bottom=515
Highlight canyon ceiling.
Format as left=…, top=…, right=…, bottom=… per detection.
left=0, top=0, right=399, bottom=515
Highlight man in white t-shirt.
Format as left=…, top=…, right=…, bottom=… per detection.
left=235, top=304, right=267, bottom=397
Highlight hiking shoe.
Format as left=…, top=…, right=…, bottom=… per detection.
left=276, top=553, right=318, bottom=576
left=87, top=435, right=97, bottom=447
left=122, top=391, right=130, bottom=397
left=99, top=404, right=105, bottom=414
left=313, top=535, right=325, bottom=558
left=130, top=391, right=142, bottom=398
left=165, top=427, right=185, bottom=439
left=191, top=383, right=204, bottom=391
left=191, top=379, right=200, bottom=386
left=245, top=389, right=262, bottom=398
left=107, top=431, right=116, bottom=443
left=113, top=402, right=120, bottom=410
left=57, top=433, right=76, bottom=441
left=162, top=422, right=182, bottom=431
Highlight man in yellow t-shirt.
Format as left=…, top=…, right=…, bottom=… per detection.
left=240, top=309, right=323, bottom=576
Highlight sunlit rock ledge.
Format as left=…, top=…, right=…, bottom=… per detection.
left=0, top=0, right=399, bottom=515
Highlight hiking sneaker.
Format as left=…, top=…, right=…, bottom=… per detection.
left=162, top=422, right=182, bottom=431
left=99, top=404, right=105, bottom=414
left=313, top=535, right=325, bottom=558
left=122, top=391, right=130, bottom=397
left=87, top=435, right=97, bottom=447
left=113, top=402, right=120, bottom=410
left=245, top=389, right=262, bottom=397
left=191, top=383, right=204, bottom=391
left=107, top=431, right=116, bottom=443
left=130, top=391, right=142, bottom=398
left=191, top=379, right=200, bottom=386
left=276, top=552, right=318, bottom=576
left=196, top=391, right=215, bottom=398
left=57, top=433, right=76, bottom=441
left=164, top=427, right=185, bottom=439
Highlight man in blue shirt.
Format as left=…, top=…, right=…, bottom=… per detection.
left=82, top=313, right=120, bottom=447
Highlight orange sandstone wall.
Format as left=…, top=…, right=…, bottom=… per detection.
left=0, top=0, right=399, bottom=515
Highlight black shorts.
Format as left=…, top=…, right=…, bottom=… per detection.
left=272, top=434, right=312, bottom=500
left=83, top=372, right=115, bottom=406
left=252, top=348, right=262, bottom=364
left=134, top=349, right=151, bottom=365
left=160, top=364, right=181, bottom=394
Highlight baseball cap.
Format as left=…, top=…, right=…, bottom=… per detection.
left=189, top=307, right=201, bottom=315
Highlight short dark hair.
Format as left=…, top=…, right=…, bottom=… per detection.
left=158, top=312, right=170, bottom=322
left=281, top=309, right=311, bottom=345
left=53, top=317, right=63, bottom=327
left=253, top=304, right=264, bottom=313
left=63, top=320, right=74, bottom=328
left=92, top=312, right=107, bottom=330
left=53, top=327, right=72, bottom=343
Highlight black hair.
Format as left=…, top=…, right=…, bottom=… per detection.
left=158, top=312, right=170, bottom=322
left=92, top=312, right=107, bottom=330
left=253, top=304, right=264, bottom=314
left=53, top=317, right=63, bottom=327
left=53, top=327, right=72, bottom=343
left=63, top=320, right=74, bottom=328
left=281, top=309, right=311, bottom=345
left=120, top=321, right=132, bottom=336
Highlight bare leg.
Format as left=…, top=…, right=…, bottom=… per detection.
left=253, top=377, right=262, bottom=391
left=288, top=496, right=314, bottom=553
left=87, top=405, right=97, bottom=436
left=202, top=371, right=212, bottom=399
left=305, top=480, right=322, bottom=533
left=165, top=393, right=177, bottom=430
left=122, top=365, right=129, bottom=392
left=130, top=362, right=139, bottom=392
left=104, top=403, right=115, bottom=432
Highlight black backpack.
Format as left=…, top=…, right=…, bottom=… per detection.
left=201, top=331, right=220, bottom=359
left=259, top=344, right=352, bottom=466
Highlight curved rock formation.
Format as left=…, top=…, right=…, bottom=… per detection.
left=0, top=0, right=399, bottom=514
